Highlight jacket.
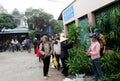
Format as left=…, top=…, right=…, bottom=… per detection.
left=60, top=41, right=73, bottom=58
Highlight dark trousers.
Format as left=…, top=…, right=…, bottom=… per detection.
left=34, top=46, right=37, bottom=54
left=100, top=48, right=104, bottom=57
left=61, top=57, right=68, bottom=77
left=92, top=58, right=103, bottom=81
left=43, top=56, right=50, bottom=76
left=39, top=56, right=41, bottom=62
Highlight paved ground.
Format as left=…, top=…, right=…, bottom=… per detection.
left=0, top=49, right=65, bottom=81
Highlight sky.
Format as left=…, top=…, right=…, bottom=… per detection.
left=0, top=0, right=74, bottom=19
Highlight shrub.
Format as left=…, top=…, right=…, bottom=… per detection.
left=102, top=50, right=120, bottom=80
left=67, top=24, right=92, bottom=75
left=67, top=47, right=92, bottom=75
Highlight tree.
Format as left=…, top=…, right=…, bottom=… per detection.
left=25, top=8, right=53, bottom=30
left=24, top=8, right=63, bottom=34
left=0, top=13, right=17, bottom=30
left=52, top=20, right=63, bottom=34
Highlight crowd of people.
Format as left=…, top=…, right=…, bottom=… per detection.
left=8, top=37, right=32, bottom=53
left=33, top=28, right=106, bottom=81
left=33, top=34, right=74, bottom=80
left=0, top=28, right=106, bottom=81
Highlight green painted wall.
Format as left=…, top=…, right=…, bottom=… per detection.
left=78, top=18, right=90, bottom=50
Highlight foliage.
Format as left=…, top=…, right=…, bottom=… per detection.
left=95, top=3, right=120, bottom=80
left=66, top=3, right=120, bottom=79
left=67, top=24, right=81, bottom=48
left=67, top=47, right=92, bottom=75
left=29, top=30, right=35, bottom=41
left=6, top=40, right=10, bottom=45
left=102, top=50, right=120, bottom=81
left=24, top=8, right=63, bottom=34
left=0, top=13, right=17, bottom=30
left=25, top=8, right=53, bottom=30
left=52, top=20, right=63, bottom=34
left=66, top=24, right=120, bottom=80
left=66, top=24, right=92, bottom=75
left=95, top=4, right=120, bottom=49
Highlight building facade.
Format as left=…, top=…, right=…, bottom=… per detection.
left=59, top=0, right=118, bottom=36
left=0, top=3, right=7, bottom=13
left=12, top=8, right=28, bottom=27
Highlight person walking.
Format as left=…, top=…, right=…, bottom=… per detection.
left=40, top=35, right=52, bottom=80
left=26, top=38, right=32, bottom=53
left=33, top=38, right=38, bottom=54
left=53, top=40, right=61, bottom=70
left=60, top=37, right=74, bottom=77
left=86, top=34, right=103, bottom=81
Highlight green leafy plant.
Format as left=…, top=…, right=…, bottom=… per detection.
left=67, top=47, right=92, bottom=75
left=95, top=4, right=120, bottom=49
left=66, top=24, right=92, bottom=75
left=95, top=3, right=120, bottom=80
left=29, top=30, right=35, bottom=40
left=67, top=24, right=81, bottom=48
left=102, top=50, right=120, bottom=81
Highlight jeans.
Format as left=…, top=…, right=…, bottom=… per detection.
left=92, top=58, right=103, bottom=81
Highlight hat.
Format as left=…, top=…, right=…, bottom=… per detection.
left=92, top=33, right=99, bottom=39
left=60, top=37, right=68, bottom=42
left=94, top=28, right=100, bottom=33
left=42, top=35, right=48, bottom=40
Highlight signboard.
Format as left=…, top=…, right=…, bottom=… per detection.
left=63, top=5, right=74, bottom=21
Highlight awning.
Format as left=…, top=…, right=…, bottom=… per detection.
left=0, top=27, right=29, bottom=34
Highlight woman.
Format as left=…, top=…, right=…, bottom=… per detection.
left=94, top=28, right=106, bottom=57
left=53, top=40, right=61, bottom=70
left=40, top=35, right=52, bottom=80
left=86, top=34, right=103, bottom=81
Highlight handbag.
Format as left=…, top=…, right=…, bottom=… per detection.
left=36, top=46, right=41, bottom=57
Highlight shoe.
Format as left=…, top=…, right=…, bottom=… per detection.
left=64, top=74, right=68, bottom=77
left=47, top=74, right=51, bottom=77
left=44, top=76, right=48, bottom=80
left=61, top=70, right=64, bottom=74
left=57, top=67, right=60, bottom=70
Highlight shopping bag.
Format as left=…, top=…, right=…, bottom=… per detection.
left=36, top=46, right=41, bottom=57
left=53, top=56, right=58, bottom=67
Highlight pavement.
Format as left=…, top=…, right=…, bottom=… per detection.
left=0, top=49, right=65, bottom=81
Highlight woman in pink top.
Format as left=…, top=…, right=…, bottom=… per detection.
left=86, top=34, right=103, bottom=81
